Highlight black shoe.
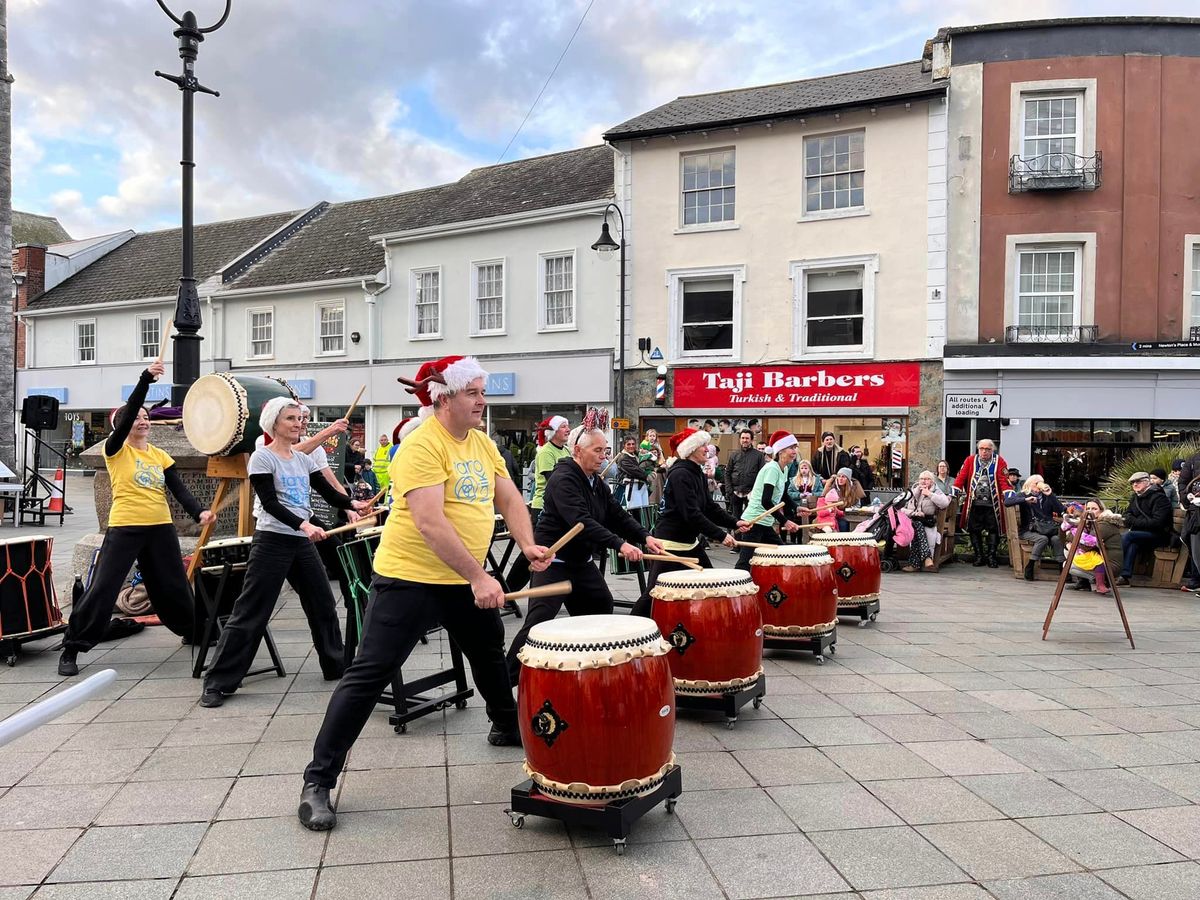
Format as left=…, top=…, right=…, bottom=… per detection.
left=322, top=665, right=345, bottom=682
left=487, top=724, right=522, bottom=747
left=1074, top=578, right=1091, bottom=591
left=57, top=649, right=79, bottom=677
left=1116, top=576, right=1131, bottom=586
left=199, top=689, right=225, bottom=708
left=298, top=782, right=336, bottom=831
left=1023, top=560, right=1036, bottom=581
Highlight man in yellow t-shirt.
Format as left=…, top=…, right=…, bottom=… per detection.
left=300, top=355, right=551, bottom=832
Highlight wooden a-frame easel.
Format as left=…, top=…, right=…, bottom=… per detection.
left=1042, top=511, right=1135, bottom=649
left=185, top=453, right=254, bottom=582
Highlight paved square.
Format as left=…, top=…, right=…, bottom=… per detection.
left=5, top=515, right=1200, bottom=896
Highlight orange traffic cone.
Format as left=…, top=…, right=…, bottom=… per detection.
left=48, top=467, right=64, bottom=513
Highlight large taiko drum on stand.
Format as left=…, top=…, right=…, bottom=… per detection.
left=809, top=532, right=882, bottom=610
left=517, top=615, right=675, bottom=805
left=749, top=545, right=838, bottom=639
left=182, top=373, right=298, bottom=456
left=649, top=569, right=763, bottom=695
left=0, top=535, right=64, bottom=664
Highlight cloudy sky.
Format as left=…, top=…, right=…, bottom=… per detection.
left=10, top=0, right=1198, bottom=237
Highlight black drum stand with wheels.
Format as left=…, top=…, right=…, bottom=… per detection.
left=763, top=627, right=837, bottom=664
left=838, top=600, right=881, bottom=627
left=674, top=673, right=766, bottom=729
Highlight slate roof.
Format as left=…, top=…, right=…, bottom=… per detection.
left=13, top=211, right=71, bottom=245
left=605, top=60, right=943, bottom=141
left=225, top=144, right=614, bottom=291
left=25, top=210, right=300, bottom=310
left=938, top=15, right=1200, bottom=36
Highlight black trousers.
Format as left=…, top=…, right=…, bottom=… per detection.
left=310, top=515, right=354, bottom=610
left=505, top=560, right=614, bottom=685
left=304, top=577, right=516, bottom=789
left=503, top=507, right=539, bottom=592
left=630, top=544, right=713, bottom=618
left=968, top=504, right=1001, bottom=538
left=64, top=524, right=194, bottom=653
left=735, top=523, right=780, bottom=570
left=203, top=530, right=344, bottom=693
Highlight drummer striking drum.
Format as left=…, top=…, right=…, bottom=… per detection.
left=299, top=355, right=551, bottom=832
left=735, top=430, right=803, bottom=570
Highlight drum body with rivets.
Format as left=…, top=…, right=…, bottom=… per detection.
left=517, top=615, right=674, bottom=804
left=809, top=532, right=882, bottom=607
left=749, top=545, right=838, bottom=638
left=182, top=373, right=297, bottom=456
left=649, top=568, right=763, bottom=694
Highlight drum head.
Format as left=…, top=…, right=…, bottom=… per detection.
left=654, top=568, right=753, bottom=589
left=750, top=545, right=834, bottom=566
left=182, top=374, right=244, bottom=455
left=810, top=533, right=880, bottom=547
left=521, top=614, right=668, bottom=669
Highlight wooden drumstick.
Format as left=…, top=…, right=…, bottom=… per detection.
left=155, top=319, right=174, bottom=364
left=344, top=384, right=367, bottom=421
left=744, top=502, right=785, bottom=527
left=320, top=506, right=389, bottom=538
left=504, top=581, right=573, bottom=602
left=540, top=522, right=584, bottom=560
left=732, top=540, right=777, bottom=548
left=641, top=553, right=703, bottom=570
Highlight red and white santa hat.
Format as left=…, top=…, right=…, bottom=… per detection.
left=397, top=355, right=489, bottom=421
left=669, top=428, right=712, bottom=459
left=393, top=417, right=420, bottom=445
left=537, top=415, right=569, bottom=447
left=768, top=429, right=798, bottom=455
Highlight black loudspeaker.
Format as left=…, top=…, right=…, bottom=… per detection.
left=21, top=395, right=60, bottom=431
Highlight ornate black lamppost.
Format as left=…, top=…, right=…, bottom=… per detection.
left=154, top=1, right=231, bottom=405
left=591, top=203, right=626, bottom=420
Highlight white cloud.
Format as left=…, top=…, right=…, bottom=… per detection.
left=46, top=163, right=77, bottom=177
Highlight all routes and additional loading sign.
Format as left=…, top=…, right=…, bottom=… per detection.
left=945, top=393, right=1001, bottom=419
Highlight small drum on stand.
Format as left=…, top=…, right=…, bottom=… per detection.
left=649, top=568, right=765, bottom=727
left=198, top=536, right=253, bottom=567
left=749, top=545, right=838, bottom=662
left=508, top=615, right=682, bottom=855
left=0, top=535, right=64, bottom=666
left=182, top=373, right=298, bottom=456
left=809, top=532, right=882, bottom=626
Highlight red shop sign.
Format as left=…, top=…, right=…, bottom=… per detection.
left=672, top=362, right=921, bottom=409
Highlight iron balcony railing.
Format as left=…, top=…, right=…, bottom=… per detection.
left=1005, top=324, right=1099, bottom=344
left=1009, top=151, right=1102, bottom=193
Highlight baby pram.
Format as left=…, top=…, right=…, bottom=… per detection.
left=853, top=489, right=913, bottom=573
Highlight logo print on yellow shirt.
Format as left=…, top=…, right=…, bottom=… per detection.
left=453, top=460, right=491, bottom=503
left=133, top=459, right=164, bottom=491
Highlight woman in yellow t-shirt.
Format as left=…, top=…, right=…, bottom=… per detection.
left=58, top=362, right=215, bottom=677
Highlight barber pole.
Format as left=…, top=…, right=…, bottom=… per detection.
left=655, top=376, right=666, bottom=404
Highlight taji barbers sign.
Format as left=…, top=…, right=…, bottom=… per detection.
left=673, top=363, right=921, bottom=409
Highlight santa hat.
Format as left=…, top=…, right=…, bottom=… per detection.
left=670, top=428, right=711, bottom=459
left=768, top=429, right=798, bottom=455
left=537, top=415, right=569, bottom=447
left=259, top=396, right=300, bottom=438
left=393, top=417, right=420, bottom=445
left=397, top=355, right=489, bottom=420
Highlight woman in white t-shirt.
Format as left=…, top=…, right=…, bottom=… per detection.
left=201, top=398, right=368, bottom=708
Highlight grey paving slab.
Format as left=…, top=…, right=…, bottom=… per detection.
left=706, top=718, right=812, bottom=750
left=1012, top=709, right=1127, bottom=736
left=0, top=784, right=118, bottom=830
left=0, top=724, right=80, bottom=755
left=671, top=751, right=756, bottom=790
left=452, top=850, right=587, bottom=900
left=862, top=714, right=973, bottom=743
left=345, top=734, right=445, bottom=769
left=49, top=823, right=205, bottom=883
left=1127, top=763, right=1200, bottom=801
left=96, top=777, right=232, bottom=825
left=1050, top=768, right=1191, bottom=811
left=966, top=691, right=1067, bottom=713
left=1021, top=812, right=1184, bottom=869
left=1062, top=733, right=1194, bottom=766
left=898, top=692, right=1000, bottom=714
left=789, top=716, right=895, bottom=746
left=1117, top=805, right=1200, bottom=858
left=159, top=715, right=269, bottom=747
left=769, top=781, right=904, bottom=831
left=93, top=697, right=198, bottom=723
left=833, top=693, right=927, bottom=715
left=983, top=737, right=1115, bottom=772
left=697, top=833, right=851, bottom=898
left=1098, top=861, right=1200, bottom=900
left=983, top=872, right=1127, bottom=899
left=917, top=821, right=1079, bottom=881
left=447, top=760, right=527, bottom=806
left=335, top=765, right=446, bottom=811
left=673, top=786, right=796, bottom=839
left=1140, top=727, right=1200, bottom=758
left=30, top=881, right=177, bottom=900
left=188, top=816, right=325, bottom=875
left=133, top=744, right=251, bottom=782
left=20, top=748, right=152, bottom=786
left=453, top=802, right=571, bottom=859
left=759, top=693, right=853, bottom=718
left=904, top=740, right=1029, bottom=776
left=58, top=720, right=173, bottom=752
left=314, top=860, right=451, bottom=900
left=732, top=747, right=849, bottom=786
left=865, top=777, right=1004, bottom=825
left=0, top=828, right=80, bottom=887
left=809, top=826, right=968, bottom=891
left=822, top=743, right=945, bottom=781
left=938, top=712, right=1049, bottom=739
left=172, top=869, right=317, bottom=900
left=324, top=807, right=450, bottom=865
left=954, top=774, right=1100, bottom=818
left=577, top=839, right=724, bottom=899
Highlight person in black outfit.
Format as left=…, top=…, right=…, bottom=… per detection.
left=724, top=429, right=764, bottom=518
left=614, top=435, right=649, bottom=505
left=849, top=445, right=874, bottom=502
left=1003, top=474, right=1067, bottom=580
left=630, top=429, right=747, bottom=617
left=493, top=434, right=521, bottom=486
left=505, top=426, right=664, bottom=684
left=1116, top=472, right=1175, bottom=585
left=812, top=431, right=852, bottom=481
left=58, top=362, right=215, bottom=676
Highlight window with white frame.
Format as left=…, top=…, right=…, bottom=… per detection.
left=668, top=266, right=744, bottom=360
left=804, top=131, right=865, bottom=213
left=791, top=254, right=877, bottom=359
left=1021, top=93, right=1081, bottom=173
left=248, top=308, right=274, bottom=358
left=316, top=300, right=345, bottom=354
left=411, top=268, right=441, bottom=338
left=680, top=149, right=735, bottom=226
left=1015, top=245, right=1081, bottom=336
left=75, top=320, right=96, bottom=364
left=1190, top=244, right=1200, bottom=335
left=472, top=261, right=505, bottom=334
left=137, top=314, right=160, bottom=360
left=539, top=252, right=575, bottom=330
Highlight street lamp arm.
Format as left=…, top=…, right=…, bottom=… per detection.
left=156, top=0, right=232, bottom=33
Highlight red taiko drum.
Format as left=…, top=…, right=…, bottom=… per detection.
left=649, top=568, right=763, bottom=695
left=517, top=615, right=675, bottom=804
left=0, top=535, right=63, bottom=640
left=809, top=532, right=882, bottom=608
left=749, top=545, right=838, bottom=639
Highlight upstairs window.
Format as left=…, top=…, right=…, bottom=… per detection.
left=804, top=131, right=865, bottom=213
left=1022, top=94, right=1080, bottom=173
left=1191, top=245, right=1200, bottom=335
left=137, top=315, right=160, bottom=361
left=681, top=149, right=735, bottom=226
left=75, top=320, right=96, bottom=364
left=248, top=308, right=274, bottom=359
left=1016, top=246, right=1081, bottom=337
left=317, top=301, right=345, bottom=355
left=539, top=252, right=575, bottom=331
left=412, top=268, right=441, bottom=339
left=472, top=261, right=505, bottom=335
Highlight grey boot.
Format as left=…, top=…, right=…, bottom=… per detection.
left=298, top=783, right=336, bottom=831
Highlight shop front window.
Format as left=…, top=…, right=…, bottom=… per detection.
left=1032, top=419, right=1200, bottom=496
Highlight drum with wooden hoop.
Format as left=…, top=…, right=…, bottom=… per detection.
left=649, top=568, right=763, bottom=695
left=182, top=373, right=298, bottom=456
left=808, top=532, right=881, bottom=608
left=749, top=545, right=838, bottom=639
left=517, top=615, right=675, bottom=805
left=199, top=535, right=253, bottom=567
left=0, top=535, right=63, bottom=642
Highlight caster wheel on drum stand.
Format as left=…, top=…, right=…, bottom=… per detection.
left=869, top=613, right=878, bottom=622
left=613, top=838, right=627, bottom=856
left=505, top=811, right=525, bottom=829
left=815, top=655, right=825, bottom=665
left=394, top=723, right=407, bottom=734
left=857, top=619, right=868, bottom=628
left=665, top=798, right=677, bottom=815
left=455, top=700, right=469, bottom=710
left=4, top=655, right=15, bottom=667
left=752, top=696, right=763, bottom=710
left=829, top=644, right=836, bottom=655
left=726, top=717, right=737, bottom=730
